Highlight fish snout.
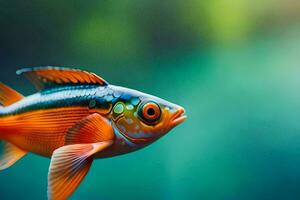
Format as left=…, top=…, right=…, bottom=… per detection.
left=170, top=107, right=187, bottom=127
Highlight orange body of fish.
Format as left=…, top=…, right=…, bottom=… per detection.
left=0, top=67, right=187, bottom=200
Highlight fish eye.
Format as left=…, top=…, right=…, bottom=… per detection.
left=138, top=101, right=161, bottom=124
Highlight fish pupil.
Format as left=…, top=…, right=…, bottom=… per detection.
left=147, top=108, right=155, bottom=116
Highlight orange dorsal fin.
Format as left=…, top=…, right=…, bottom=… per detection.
left=17, top=66, right=109, bottom=91
left=0, top=141, right=27, bottom=170
left=65, top=113, right=114, bottom=145
left=0, top=82, right=23, bottom=106
left=48, top=142, right=113, bottom=200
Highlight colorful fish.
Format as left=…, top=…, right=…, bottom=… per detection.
left=0, top=67, right=187, bottom=200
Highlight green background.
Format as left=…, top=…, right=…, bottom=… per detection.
left=1, top=1, right=300, bottom=199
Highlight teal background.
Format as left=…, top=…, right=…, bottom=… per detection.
left=1, top=1, right=300, bottom=199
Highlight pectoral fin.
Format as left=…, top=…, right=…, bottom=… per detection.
left=65, top=113, right=114, bottom=145
left=0, top=141, right=27, bottom=170
left=48, top=113, right=114, bottom=200
left=48, top=141, right=113, bottom=200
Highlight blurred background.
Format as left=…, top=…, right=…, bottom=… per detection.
left=0, top=0, right=300, bottom=199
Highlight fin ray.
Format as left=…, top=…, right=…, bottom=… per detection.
left=0, top=141, right=27, bottom=170
left=48, top=113, right=114, bottom=199
left=66, top=113, right=114, bottom=145
left=47, top=141, right=113, bottom=200
left=0, top=82, right=23, bottom=106
left=17, top=66, right=109, bottom=91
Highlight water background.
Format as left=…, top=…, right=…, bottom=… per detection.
left=1, top=1, right=300, bottom=199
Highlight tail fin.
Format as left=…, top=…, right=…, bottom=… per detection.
left=0, top=83, right=27, bottom=170
left=0, top=82, right=24, bottom=106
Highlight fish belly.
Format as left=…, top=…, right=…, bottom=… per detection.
left=0, top=107, right=90, bottom=157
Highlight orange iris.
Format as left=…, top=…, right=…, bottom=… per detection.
left=142, top=102, right=161, bottom=123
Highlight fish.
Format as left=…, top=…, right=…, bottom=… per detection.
left=0, top=67, right=187, bottom=200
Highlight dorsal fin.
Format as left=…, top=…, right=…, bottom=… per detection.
left=16, top=66, right=109, bottom=91
left=0, top=82, right=23, bottom=106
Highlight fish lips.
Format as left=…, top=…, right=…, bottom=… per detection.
left=170, top=107, right=187, bottom=127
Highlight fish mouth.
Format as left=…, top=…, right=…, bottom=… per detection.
left=170, top=107, right=187, bottom=127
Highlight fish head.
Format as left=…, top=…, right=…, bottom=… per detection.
left=110, top=86, right=187, bottom=145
